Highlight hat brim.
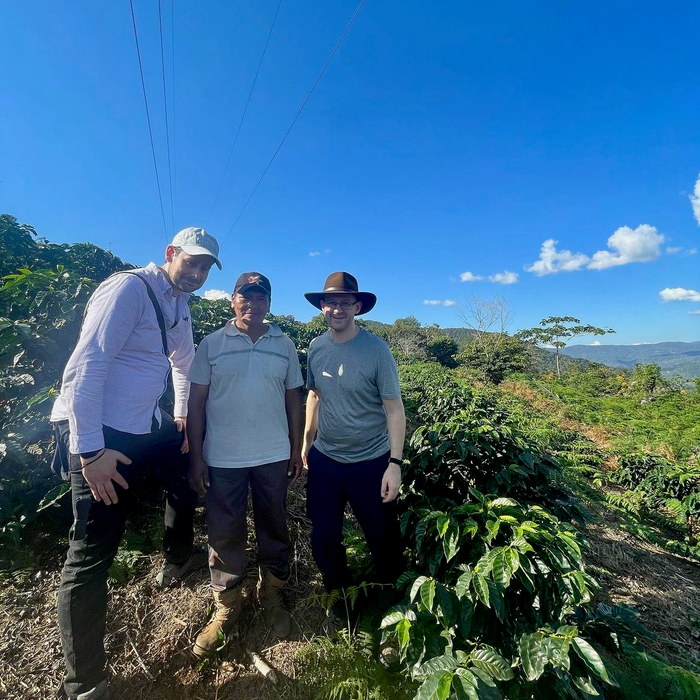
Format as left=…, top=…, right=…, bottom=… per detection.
left=304, top=291, right=377, bottom=315
left=235, top=283, right=270, bottom=297
left=179, top=245, right=222, bottom=269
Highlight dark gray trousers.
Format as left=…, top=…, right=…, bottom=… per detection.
left=206, top=461, right=290, bottom=591
left=54, top=416, right=197, bottom=699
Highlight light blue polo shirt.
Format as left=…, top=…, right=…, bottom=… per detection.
left=188, top=320, right=303, bottom=468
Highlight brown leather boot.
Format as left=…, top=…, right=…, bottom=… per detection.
left=192, top=586, right=243, bottom=659
left=257, top=569, right=291, bottom=638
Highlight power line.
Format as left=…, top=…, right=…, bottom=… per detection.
left=220, top=0, right=368, bottom=245
left=129, top=0, right=169, bottom=241
left=158, top=0, right=175, bottom=235
left=170, top=0, right=177, bottom=228
left=206, top=0, right=285, bottom=226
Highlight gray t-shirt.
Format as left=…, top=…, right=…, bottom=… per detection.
left=307, top=328, right=401, bottom=463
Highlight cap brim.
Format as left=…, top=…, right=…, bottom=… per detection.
left=179, top=245, right=222, bottom=269
left=304, top=291, right=376, bottom=315
left=236, top=283, right=270, bottom=296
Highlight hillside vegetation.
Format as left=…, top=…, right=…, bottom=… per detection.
left=1, top=215, right=700, bottom=700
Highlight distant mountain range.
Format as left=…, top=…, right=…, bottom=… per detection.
left=559, top=341, right=700, bottom=379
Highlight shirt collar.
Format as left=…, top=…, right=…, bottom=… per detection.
left=224, top=320, right=282, bottom=337
left=145, top=262, right=190, bottom=301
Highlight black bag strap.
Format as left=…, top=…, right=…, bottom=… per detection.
left=81, top=271, right=169, bottom=357
left=119, top=271, right=169, bottom=356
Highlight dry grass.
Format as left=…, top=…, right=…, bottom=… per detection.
left=0, top=484, right=326, bottom=700
left=584, top=506, right=700, bottom=671
left=3, top=474, right=700, bottom=698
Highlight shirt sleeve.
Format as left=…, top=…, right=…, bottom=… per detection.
left=284, top=337, right=304, bottom=390
left=187, top=336, right=212, bottom=386
left=66, top=275, right=147, bottom=453
left=376, top=341, right=401, bottom=399
left=306, top=339, right=317, bottom=390
left=169, top=312, right=195, bottom=417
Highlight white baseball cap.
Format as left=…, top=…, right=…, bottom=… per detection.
left=171, top=227, right=222, bottom=269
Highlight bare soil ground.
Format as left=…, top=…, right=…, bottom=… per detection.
left=2, top=477, right=700, bottom=698
left=0, top=484, right=325, bottom=700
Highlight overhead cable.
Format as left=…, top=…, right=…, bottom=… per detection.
left=158, top=0, right=175, bottom=234
left=207, top=0, right=285, bottom=226
left=128, top=0, right=169, bottom=241
left=220, top=0, right=368, bottom=245
left=170, top=0, right=177, bottom=227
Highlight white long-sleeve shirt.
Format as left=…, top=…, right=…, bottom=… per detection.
left=50, top=263, right=195, bottom=454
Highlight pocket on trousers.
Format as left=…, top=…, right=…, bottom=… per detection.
left=70, top=480, right=93, bottom=542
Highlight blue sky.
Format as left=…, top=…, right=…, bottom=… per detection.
left=2, top=0, right=699, bottom=344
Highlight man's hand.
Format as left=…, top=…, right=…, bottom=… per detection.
left=81, top=449, right=132, bottom=505
left=301, top=442, right=311, bottom=470
left=288, top=449, right=304, bottom=484
left=380, top=463, right=401, bottom=503
left=175, top=416, right=189, bottom=454
left=188, top=454, right=210, bottom=496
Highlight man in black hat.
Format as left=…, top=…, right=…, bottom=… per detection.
left=302, top=272, right=406, bottom=621
left=187, top=272, right=304, bottom=657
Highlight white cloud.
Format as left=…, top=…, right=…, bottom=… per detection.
left=309, top=251, right=321, bottom=257
left=588, top=225, right=664, bottom=270
left=689, top=309, right=700, bottom=315
left=525, top=239, right=590, bottom=276
left=666, top=246, right=682, bottom=254
left=423, top=299, right=457, bottom=307
left=460, top=271, right=483, bottom=282
left=489, top=271, right=519, bottom=285
left=659, top=287, right=700, bottom=302
left=690, top=173, right=700, bottom=225
left=590, top=341, right=601, bottom=346
left=203, top=289, right=230, bottom=301
left=526, top=226, right=664, bottom=276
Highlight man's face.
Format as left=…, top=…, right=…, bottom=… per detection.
left=321, top=294, right=361, bottom=334
left=232, top=289, right=270, bottom=325
left=165, top=246, right=214, bottom=294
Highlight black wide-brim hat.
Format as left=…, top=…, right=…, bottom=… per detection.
left=304, top=271, right=377, bottom=315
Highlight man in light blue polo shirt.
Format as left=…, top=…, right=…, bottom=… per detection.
left=187, top=272, right=303, bottom=658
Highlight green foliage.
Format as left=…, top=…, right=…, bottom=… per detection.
left=382, top=368, right=628, bottom=698
left=296, top=628, right=418, bottom=700
left=457, top=334, right=527, bottom=384
left=604, top=652, right=700, bottom=700
left=517, top=316, right=615, bottom=378
left=0, top=218, right=131, bottom=565
left=427, top=335, right=459, bottom=369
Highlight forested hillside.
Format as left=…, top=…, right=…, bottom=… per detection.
left=560, top=342, right=700, bottom=380
left=2, top=215, right=700, bottom=700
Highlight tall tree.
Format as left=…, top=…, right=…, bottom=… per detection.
left=516, top=316, right=615, bottom=378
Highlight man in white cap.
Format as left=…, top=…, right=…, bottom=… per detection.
left=50, top=227, right=221, bottom=700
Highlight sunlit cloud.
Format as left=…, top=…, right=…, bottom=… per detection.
left=309, top=251, right=321, bottom=257
left=460, top=271, right=483, bottom=282
left=590, top=341, right=601, bottom=346
left=689, top=309, right=700, bottom=316
left=690, top=173, right=700, bottom=225
left=666, top=247, right=682, bottom=254
left=525, top=239, right=589, bottom=275
left=659, top=287, right=700, bottom=302
left=526, top=225, right=664, bottom=275
left=489, top=271, right=518, bottom=284
left=588, top=225, right=664, bottom=269
left=423, top=299, right=457, bottom=307
left=203, top=289, right=230, bottom=301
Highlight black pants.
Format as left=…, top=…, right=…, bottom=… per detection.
left=306, top=446, right=403, bottom=593
left=206, top=461, right=291, bottom=591
left=54, top=416, right=197, bottom=699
